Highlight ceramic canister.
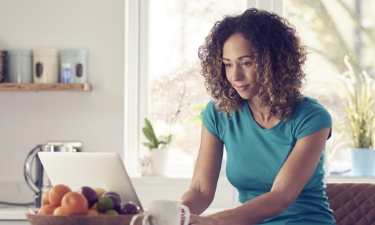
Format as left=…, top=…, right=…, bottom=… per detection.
left=33, top=48, right=59, bottom=83
left=7, top=49, right=33, bottom=83
left=0, top=50, right=6, bottom=82
left=59, top=49, right=88, bottom=84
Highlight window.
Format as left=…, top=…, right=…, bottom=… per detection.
left=125, top=0, right=374, bottom=178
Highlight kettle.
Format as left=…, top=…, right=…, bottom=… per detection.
left=24, top=141, right=82, bottom=207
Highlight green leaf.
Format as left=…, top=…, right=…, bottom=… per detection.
left=142, top=142, right=156, bottom=148
left=142, top=127, right=154, bottom=142
left=144, top=118, right=153, bottom=131
left=159, top=134, right=173, bottom=144
left=144, top=118, right=158, bottom=146
left=165, top=134, right=173, bottom=144
left=153, top=138, right=159, bottom=149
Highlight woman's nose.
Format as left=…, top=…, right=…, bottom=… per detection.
left=231, top=65, right=244, bottom=81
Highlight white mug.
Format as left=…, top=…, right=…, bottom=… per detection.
left=130, top=212, right=151, bottom=225
left=130, top=200, right=190, bottom=225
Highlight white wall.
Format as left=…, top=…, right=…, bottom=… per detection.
left=0, top=0, right=125, bottom=183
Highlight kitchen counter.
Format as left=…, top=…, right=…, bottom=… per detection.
left=0, top=182, right=36, bottom=224
left=0, top=205, right=31, bottom=220
left=0, top=205, right=32, bottom=225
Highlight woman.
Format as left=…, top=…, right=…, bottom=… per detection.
left=181, top=8, right=336, bottom=225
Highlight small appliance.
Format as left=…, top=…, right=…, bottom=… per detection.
left=24, top=141, right=82, bottom=207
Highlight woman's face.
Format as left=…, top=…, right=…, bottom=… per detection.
left=222, top=33, right=260, bottom=100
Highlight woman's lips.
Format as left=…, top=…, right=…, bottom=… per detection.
left=235, top=85, right=250, bottom=92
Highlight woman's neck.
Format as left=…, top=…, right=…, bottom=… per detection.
left=248, top=97, right=280, bottom=129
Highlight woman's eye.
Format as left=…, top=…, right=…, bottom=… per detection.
left=224, top=63, right=232, bottom=67
left=241, top=61, right=252, bottom=66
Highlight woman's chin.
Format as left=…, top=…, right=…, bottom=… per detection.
left=237, top=93, right=252, bottom=100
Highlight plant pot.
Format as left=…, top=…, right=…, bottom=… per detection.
left=150, top=149, right=170, bottom=176
left=351, top=148, right=375, bottom=176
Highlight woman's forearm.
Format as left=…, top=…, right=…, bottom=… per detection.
left=209, top=191, right=289, bottom=225
left=181, top=187, right=214, bottom=215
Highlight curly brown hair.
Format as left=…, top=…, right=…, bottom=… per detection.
left=199, top=8, right=307, bottom=120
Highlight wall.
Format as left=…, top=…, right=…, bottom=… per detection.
left=0, top=0, right=124, bottom=187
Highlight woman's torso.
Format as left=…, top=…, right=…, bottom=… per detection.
left=201, top=96, right=336, bottom=224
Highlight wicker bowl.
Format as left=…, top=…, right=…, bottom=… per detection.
left=26, top=213, right=146, bottom=225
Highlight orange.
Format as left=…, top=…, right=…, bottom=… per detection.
left=61, top=192, right=89, bottom=215
left=87, top=209, right=100, bottom=215
left=37, top=204, right=56, bottom=215
left=53, top=206, right=69, bottom=216
left=41, top=189, right=50, bottom=206
left=49, top=184, right=72, bottom=207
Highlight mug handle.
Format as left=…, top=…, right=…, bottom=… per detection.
left=180, top=205, right=190, bottom=225
left=130, top=212, right=150, bottom=225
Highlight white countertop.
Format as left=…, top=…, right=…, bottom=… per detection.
left=0, top=206, right=33, bottom=220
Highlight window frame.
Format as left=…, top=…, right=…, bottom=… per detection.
left=124, top=0, right=149, bottom=176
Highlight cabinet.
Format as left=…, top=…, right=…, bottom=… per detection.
left=0, top=83, right=92, bottom=91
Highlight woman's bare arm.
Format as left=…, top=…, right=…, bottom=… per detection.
left=181, top=124, right=224, bottom=215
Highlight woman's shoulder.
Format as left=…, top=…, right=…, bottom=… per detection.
left=202, top=100, right=218, bottom=116
left=203, top=100, right=226, bottom=118
left=290, top=96, right=332, bottom=140
left=201, top=100, right=231, bottom=140
left=293, top=96, right=329, bottom=115
left=289, top=95, right=332, bottom=126
left=202, top=100, right=216, bottom=114
left=205, top=100, right=216, bottom=109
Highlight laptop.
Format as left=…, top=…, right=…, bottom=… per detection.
left=38, top=152, right=144, bottom=211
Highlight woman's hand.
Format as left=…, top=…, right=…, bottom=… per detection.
left=183, top=214, right=223, bottom=225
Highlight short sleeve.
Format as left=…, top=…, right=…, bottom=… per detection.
left=201, top=101, right=228, bottom=141
left=293, top=98, right=332, bottom=141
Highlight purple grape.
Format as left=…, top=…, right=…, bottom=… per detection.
left=119, top=202, right=140, bottom=215
left=102, top=191, right=121, bottom=201
left=77, top=186, right=98, bottom=208
left=102, top=191, right=122, bottom=212
left=106, top=195, right=121, bottom=212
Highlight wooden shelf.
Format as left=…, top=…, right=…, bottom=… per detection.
left=0, top=83, right=92, bottom=91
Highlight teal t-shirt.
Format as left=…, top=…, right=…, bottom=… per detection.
left=201, top=96, right=336, bottom=225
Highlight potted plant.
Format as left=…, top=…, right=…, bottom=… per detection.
left=142, top=118, right=173, bottom=150
left=141, top=87, right=185, bottom=176
left=141, top=117, right=176, bottom=176
left=142, top=118, right=172, bottom=176
left=329, top=56, right=375, bottom=176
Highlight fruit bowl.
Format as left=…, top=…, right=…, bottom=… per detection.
left=26, top=213, right=146, bottom=225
